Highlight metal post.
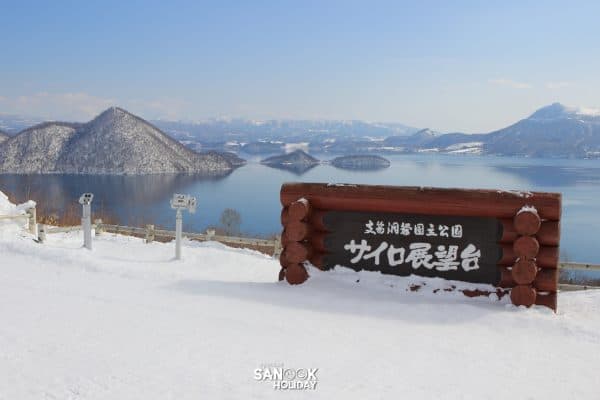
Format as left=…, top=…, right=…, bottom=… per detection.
left=145, top=224, right=155, bottom=243
left=38, top=224, right=46, bottom=243
left=82, top=203, right=92, bottom=250
left=27, top=207, right=37, bottom=235
left=94, top=219, right=103, bottom=235
left=206, top=229, right=215, bottom=241
left=273, top=234, right=282, bottom=257
left=170, top=193, right=196, bottom=261
left=175, top=209, right=182, bottom=259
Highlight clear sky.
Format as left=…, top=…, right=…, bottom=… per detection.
left=1, top=0, right=599, bottom=132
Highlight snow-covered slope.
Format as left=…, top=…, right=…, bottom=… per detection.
left=0, top=130, right=8, bottom=143
left=0, top=108, right=236, bottom=174
left=0, top=193, right=599, bottom=399
left=0, top=122, right=81, bottom=173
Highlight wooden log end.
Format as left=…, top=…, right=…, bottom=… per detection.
left=284, top=241, right=312, bottom=263
left=511, top=258, right=538, bottom=285
left=285, top=263, right=309, bottom=285
left=513, top=236, right=540, bottom=259
left=282, top=220, right=309, bottom=242
left=288, top=199, right=311, bottom=221
left=498, top=267, right=558, bottom=292
left=279, top=251, right=290, bottom=268
left=514, top=210, right=541, bottom=236
left=510, top=285, right=537, bottom=307
left=280, top=207, right=289, bottom=226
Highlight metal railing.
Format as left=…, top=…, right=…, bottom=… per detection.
left=37, top=220, right=600, bottom=289
left=0, top=207, right=37, bottom=235
left=44, top=220, right=282, bottom=257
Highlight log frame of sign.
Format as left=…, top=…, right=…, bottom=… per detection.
left=279, top=199, right=312, bottom=284
left=279, top=183, right=561, bottom=311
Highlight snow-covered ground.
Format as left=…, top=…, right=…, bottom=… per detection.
left=1, top=193, right=599, bottom=399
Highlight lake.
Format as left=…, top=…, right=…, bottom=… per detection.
left=1, top=154, right=599, bottom=263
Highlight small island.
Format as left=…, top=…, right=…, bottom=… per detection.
left=330, top=155, right=391, bottom=171
left=260, top=150, right=320, bottom=174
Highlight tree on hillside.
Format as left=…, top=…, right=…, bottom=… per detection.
left=220, top=208, right=241, bottom=236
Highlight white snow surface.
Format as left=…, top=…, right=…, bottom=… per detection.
left=1, top=203, right=599, bottom=398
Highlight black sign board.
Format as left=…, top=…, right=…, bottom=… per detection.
left=320, top=211, right=503, bottom=285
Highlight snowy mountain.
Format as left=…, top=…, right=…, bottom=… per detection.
left=483, top=103, right=600, bottom=157
left=383, top=128, right=440, bottom=148
left=153, top=118, right=419, bottom=143
left=402, top=103, right=600, bottom=158
left=0, top=107, right=237, bottom=174
left=0, top=130, right=8, bottom=143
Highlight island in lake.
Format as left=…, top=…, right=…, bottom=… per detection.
left=260, top=150, right=320, bottom=174
left=330, top=155, right=391, bottom=170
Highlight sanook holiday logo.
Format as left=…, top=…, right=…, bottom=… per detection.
left=254, top=363, right=318, bottom=390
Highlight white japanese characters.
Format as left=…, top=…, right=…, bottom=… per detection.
left=364, top=220, right=463, bottom=238
left=343, top=239, right=481, bottom=271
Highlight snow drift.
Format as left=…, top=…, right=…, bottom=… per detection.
left=0, top=190, right=598, bottom=399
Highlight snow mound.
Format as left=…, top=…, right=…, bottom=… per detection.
left=0, top=190, right=35, bottom=237
left=0, top=209, right=599, bottom=399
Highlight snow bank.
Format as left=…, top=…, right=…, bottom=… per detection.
left=0, top=209, right=599, bottom=399
left=0, top=190, right=35, bottom=238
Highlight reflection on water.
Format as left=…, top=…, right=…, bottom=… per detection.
left=493, top=165, right=600, bottom=187
left=1, top=154, right=599, bottom=262
left=262, top=163, right=318, bottom=175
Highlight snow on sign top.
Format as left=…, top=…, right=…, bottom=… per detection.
left=279, top=183, right=562, bottom=311
left=518, top=205, right=538, bottom=215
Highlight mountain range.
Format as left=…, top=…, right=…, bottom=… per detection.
left=423, top=103, right=600, bottom=157
left=0, top=108, right=239, bottom=174
left=151, top=103, right=600, bottom=158
left=1, top=103, right=599, bottom=173
left=151, top=119, right=419, bottom=145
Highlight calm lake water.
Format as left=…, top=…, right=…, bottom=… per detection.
left=1, top=154, right=599, bottom=263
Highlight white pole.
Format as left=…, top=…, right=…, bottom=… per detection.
left=175, top=208, right=182, bottom=260
left=82, top=203, right=92, bottom=250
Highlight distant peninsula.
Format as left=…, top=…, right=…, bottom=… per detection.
left=330, top=155, right=391, bottom=170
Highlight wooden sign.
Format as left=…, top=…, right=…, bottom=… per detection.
left=279, top=183, right=561, bottom=311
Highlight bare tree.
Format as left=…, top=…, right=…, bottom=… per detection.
left=220, top=208, right=241, bottom=235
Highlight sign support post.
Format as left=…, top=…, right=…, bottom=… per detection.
left=175, top=208, right=183, bottom=260
left=79, top=193, right=94, bottom=250
left=170, top=193, right=197, bottom=260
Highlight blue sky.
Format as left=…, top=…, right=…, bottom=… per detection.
left=1, top=0, right=599, bottom=132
